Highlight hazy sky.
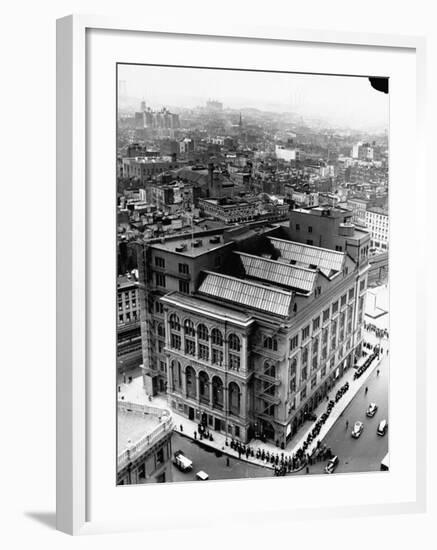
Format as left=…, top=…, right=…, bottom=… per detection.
left=118, top=64, right=388, bottom=131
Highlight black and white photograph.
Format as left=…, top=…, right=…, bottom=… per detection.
left=116, top=63, right=390, bottom=485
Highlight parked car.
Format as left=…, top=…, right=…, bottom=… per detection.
left=366, top=402, right=378, bottom=417
left=351, top=421, right=364, bottom=438
left=324, top=455, right=339, bottom=474
left=173, top=450, right=193, bottom=472
left=377, top=419, right=388, bottom=436
left=196, top=470, right=209, bottom=481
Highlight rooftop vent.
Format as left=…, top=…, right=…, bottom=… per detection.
left=175, top=243, right=187, bottom=252
left=191, top=239, right=203, bottom=248
left=209, top=236, right=221, bottom=244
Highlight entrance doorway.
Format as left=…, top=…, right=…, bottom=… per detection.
left=214, top=417, right=221, bottom=431
left=201, top=412, right=208, bottom=426
left=188, top=407, right=195, bottom=421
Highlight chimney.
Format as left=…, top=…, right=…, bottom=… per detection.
left=208, top=162, right=214, bottom=195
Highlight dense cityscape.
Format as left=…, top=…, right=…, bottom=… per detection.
left=116, top=69, right=389, bottom=485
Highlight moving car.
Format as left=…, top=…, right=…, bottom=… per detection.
left=196, top=470, right=209, bottom=481
left=173, top=450, right=193, bottom=472
left=324, top=455, right=339, bottom=474
left=377, top=419, right=388, bottom=436
left=366, top=402, right=378, bottom=417
left=351, top=421, right=364, bottom=438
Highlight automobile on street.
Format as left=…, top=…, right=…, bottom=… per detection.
left=366, top=402, right=378, bottom=417
left=351, top=421, right=364, bottom=439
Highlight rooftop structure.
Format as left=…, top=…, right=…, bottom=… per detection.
left=198, top=271, right=293, bottom=317
left=151, top=234, right=230, bottom=258
left=268, top=237, right=345, bottom=279
left=235, top=251, right=317, bottom=294
left=161, top=291, right=254, bottom=327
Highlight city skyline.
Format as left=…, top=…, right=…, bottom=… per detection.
left=118, top=63, right=389, bottom=131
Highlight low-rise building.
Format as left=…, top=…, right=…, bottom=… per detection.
left=198, top=198, right=258, bottom=224
left=275, top=144, right=300, bottom=162
left=117, top=274, right=142, bottom=371
left=117, top=401, right=174, bottom=484
left=122, top=157, right=187, bottom=183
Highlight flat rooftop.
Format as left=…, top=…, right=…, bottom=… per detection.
left=117, top=275, right=139, bottom=290
left=117, top=411, right=160, bottom=455
left=151, top=235, right=231, bottom=257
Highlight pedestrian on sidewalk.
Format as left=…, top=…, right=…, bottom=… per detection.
left=306, top=465, right=309, bottom=474
left=226, top=457, right=230, bottom=467
left=180, top=424, right=183, bottom=432
left=365, top=386, right=368, bottom=394
left=194, top=430, right=197, bottom=440
left=346, top=420, right=349, bottom=429
left=377, top=369, right=380, bottom=376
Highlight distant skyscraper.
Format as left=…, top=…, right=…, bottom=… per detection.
left=206, top=99, right=223, bottom=112
left=140, top=98, right=146, bottom=111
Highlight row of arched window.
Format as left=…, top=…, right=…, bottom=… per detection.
left=170, top=361, right=241, bottom=415
left=168, top=314, right=241, bottom=351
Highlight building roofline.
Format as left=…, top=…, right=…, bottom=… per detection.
left=268, top=236, right=346, bottom=258
left=201, top=270, right=294, bottom=298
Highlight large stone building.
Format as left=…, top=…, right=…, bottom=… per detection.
left=135, top=221, right=369, bottom=447
left=122, top=156, right=187, bottom=184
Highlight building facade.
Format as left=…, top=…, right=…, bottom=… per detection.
left=288, top=205, right=371, bottom=260
left=365, top=208, right=389, bottom=251
left=117, top=274, right=142, bottom=371
left=346, top=198, right=367, bottom=227
left=135, top=224, right=369, bottom=447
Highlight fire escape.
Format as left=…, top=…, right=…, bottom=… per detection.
left=254, top=360, right=281, bottom=420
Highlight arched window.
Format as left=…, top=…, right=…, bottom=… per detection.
left=185, top=366, right=196, bottom=399
left=199, top=371, right=210, bottom=403
left=211, top=328, right=223, bottom=346
left=229, top=333, right=241, bottom=352
left=169, top=314, right=180, bottom=332
left=184, top=319, right=195, bottom=337
left=197, top=324, right=209, bottom=341
left=228, top=381, right=241, bottom=416
left=212, top=376, right=224, bottom=408
left=157, top=323, right=165, bottom=338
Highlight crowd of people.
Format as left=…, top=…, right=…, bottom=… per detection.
left=353, top=351, right=378, bottom=380
left=363, top=341, right=382, bottom=355
left=225, top=381, right=350, bottom=475
left=364, top=322, right=389, bottom=339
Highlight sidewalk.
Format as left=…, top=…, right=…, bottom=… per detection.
left=118, top=337, right=388, bottom=470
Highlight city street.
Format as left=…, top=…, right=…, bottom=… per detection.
left=170, top=432, right=273, bottom=482
left=303, top=351, right=389, bottom=475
